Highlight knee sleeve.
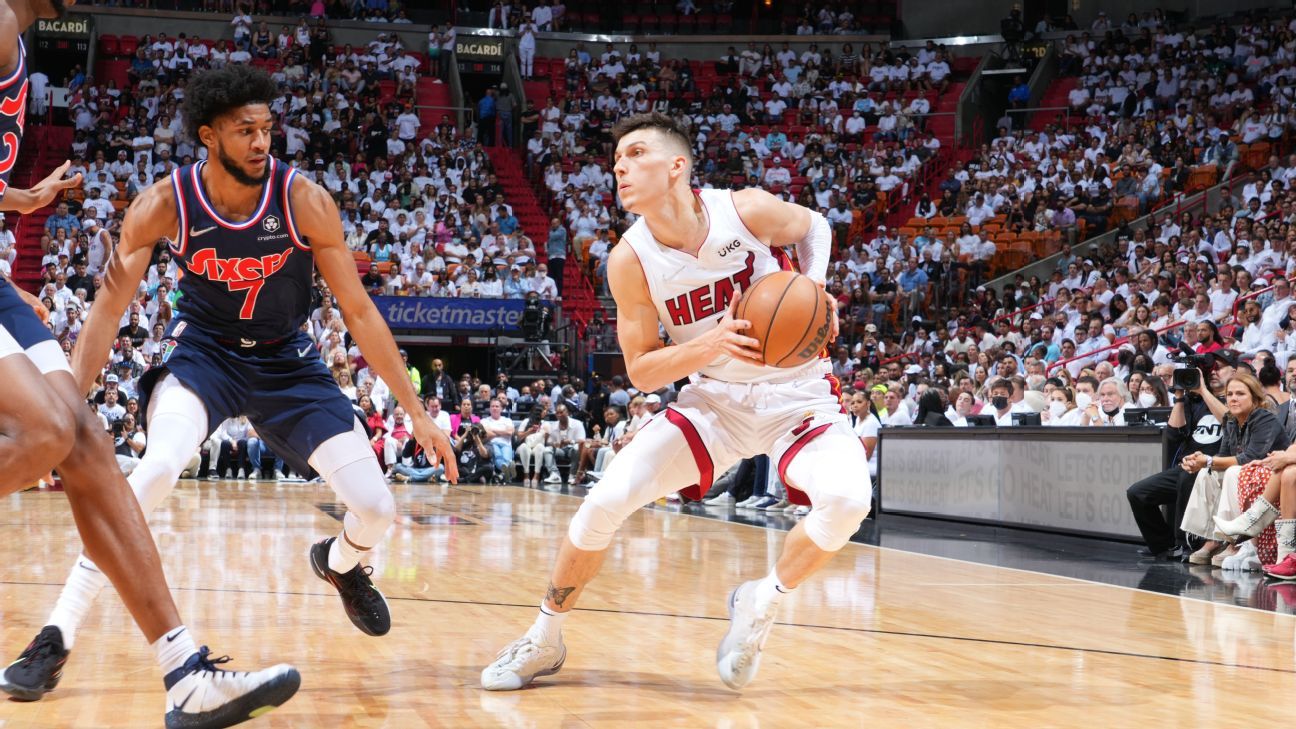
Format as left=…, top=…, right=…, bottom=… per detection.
left=783, top=425, right=873, bottom=552
left=567, top=492, right=627, bottom=551
left=132, top=374, right=209, bottom=514
left=803, top=493, right=872, bottom=552
left=567, top=417, right=704, bottom=550
left=309, top=421, right=394, bottom=548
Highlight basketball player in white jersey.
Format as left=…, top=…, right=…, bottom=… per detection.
left=482, top=112, right=872, bottom=691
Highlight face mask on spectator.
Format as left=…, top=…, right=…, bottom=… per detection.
left=1049, top=401, right=1066, bottom=419
left=1076, top=392, right=1092, bottom=410
left=991, top=396, right=1009, bottom=411
left=1138, top=393, right=1157, bottom=408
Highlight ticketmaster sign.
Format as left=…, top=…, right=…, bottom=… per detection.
left=880, top=427, right=1168, bottom=539
left=375, top=296, right=524, bottom=333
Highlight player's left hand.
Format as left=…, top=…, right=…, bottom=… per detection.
left=413, top=415, right=459, bottom=484
left=8, top=162, right=83, bottom=215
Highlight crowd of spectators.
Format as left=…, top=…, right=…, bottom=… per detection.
left=76, top=0, right=416, bottom=24
left=522, top=37, right=952, bottom=297
left=484, top=0, right=875, bottom=36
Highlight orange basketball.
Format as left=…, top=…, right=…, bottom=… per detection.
left=735, top=270, right=834, bottom=368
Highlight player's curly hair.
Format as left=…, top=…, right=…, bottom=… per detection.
left=181, top=65, right=279, bottom=143
left=611, top=112, right=694, bottom=168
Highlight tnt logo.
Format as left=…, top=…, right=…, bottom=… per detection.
left=262, top=215, right=281, bottom=233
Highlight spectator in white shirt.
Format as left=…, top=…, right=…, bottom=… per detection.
left=882, top=385, right=913, bottom=426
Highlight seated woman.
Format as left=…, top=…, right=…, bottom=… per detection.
left=913, top=389, right=953, bottom=426
left=1134, top=375, right=1171, bottom=408
left=850, top=391, right=882, bottom=483
left=1043, top=386, right=1083, bottom=426
left=1179, top=371, right=1285, bottom=565
left=1211, top=367, right=1296, bottom=569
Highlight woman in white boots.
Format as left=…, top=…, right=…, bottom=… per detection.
left=1180, top=372, right=1284, bottom=565
left=1213, top=364, right=1296, bottom=568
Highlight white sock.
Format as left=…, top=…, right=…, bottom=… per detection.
left=327, top=532, right=365, bottom=574
left=530, top=605, right=568, bottom=644
left=752, top=568, right=792, bottom=609
left=153, top=625, right=197, bottom=676
left=47, top=556, right=110, bottom=649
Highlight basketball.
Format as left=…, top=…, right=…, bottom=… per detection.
left=735, top=270, right=834, bottom=368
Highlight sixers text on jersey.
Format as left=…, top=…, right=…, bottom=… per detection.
left=168, top=157, right=314, bottom=340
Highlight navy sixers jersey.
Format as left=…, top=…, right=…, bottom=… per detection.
left=0, top=37, right=29, bottom=201
left=169, top=157, right=314, bottom=341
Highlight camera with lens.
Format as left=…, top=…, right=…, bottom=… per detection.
left=1168, top=344, right=1224, bottom=393
left=521, top=295, right=551, bottom=341
left=1172, top=367, right=1201, bottom=391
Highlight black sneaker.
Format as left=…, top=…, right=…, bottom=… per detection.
left=0, top=625, right=69, bottom=701
left=308, top=537, right=391, bottom=636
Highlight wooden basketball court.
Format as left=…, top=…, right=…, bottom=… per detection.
left=0, top=480, right=1290, bottom=727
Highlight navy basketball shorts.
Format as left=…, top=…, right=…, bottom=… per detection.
left=0, top=278, right=70, bottom=374
left=139, top=318, right=356, bottom=476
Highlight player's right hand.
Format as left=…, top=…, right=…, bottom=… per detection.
left=708, top=292, right=763, bottom=366
left=413, top=415, right=459, bottom=484
left=8, top=162, right=83, bottom=215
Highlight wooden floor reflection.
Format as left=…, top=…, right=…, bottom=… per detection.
left=0, top=480, right=1291, bottom=727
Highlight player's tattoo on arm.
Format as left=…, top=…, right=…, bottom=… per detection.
left=546, top=582, right=576, bottom=608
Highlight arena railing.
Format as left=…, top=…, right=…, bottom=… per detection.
left=1045, top=319, right=1189, bottom=376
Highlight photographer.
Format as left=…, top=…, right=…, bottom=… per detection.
left=1126, top=367, right=1226, bottom=559
left=391, top=438, right=446, bottom=484
left=113, top=413, right=146, bottom=475
left=455, top=423, right=494, bottom=484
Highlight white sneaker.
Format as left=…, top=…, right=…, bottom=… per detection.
left=481, top=631, right=566, bottom=691
left=704, top=492, right=735, bottom=506
left=793, top=505, right=810, bottom=517
left=665, top=492, right=681, bottom=502
left=735, top=495, right=761, bottom=509
left=274, top=471, right=286, bottom=480
left=716, top=581, right=778, bottom=690
left=781, top=502, right=799, bottom=514
left=249, top=470, right=261, bottom=480
left=163, top=647, right=300, bottom=729
left=543, top=473, right=562, bottom=484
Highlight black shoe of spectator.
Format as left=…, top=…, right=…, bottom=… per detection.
left=1138, top=546, right=1182, bottom=561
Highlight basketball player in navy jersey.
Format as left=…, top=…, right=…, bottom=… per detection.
left=1, top=64, right=458, bottom=699
left=0, top=1, right=302, bottom=726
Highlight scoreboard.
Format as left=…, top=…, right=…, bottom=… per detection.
left=456, top=35, right=505, bottom=77
left=32, top=16, right=93, bottom=84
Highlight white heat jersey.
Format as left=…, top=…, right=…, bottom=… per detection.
left=622, top=188, right=830, bottom=384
